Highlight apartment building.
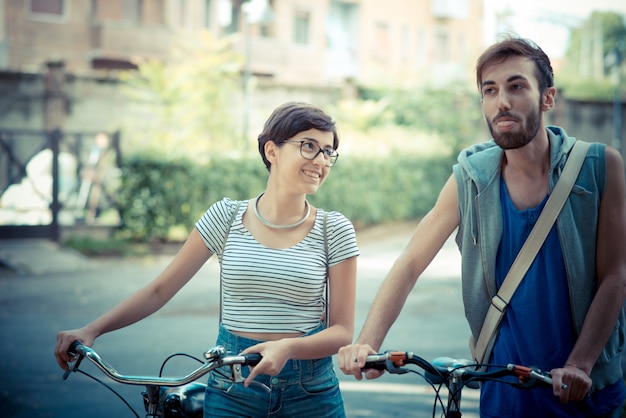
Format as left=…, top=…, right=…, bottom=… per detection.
left=0, top=0, right=485, bottom=134
left=0, top=0, right=487, bottom=234
left=1, top=0, right=484, bottom=84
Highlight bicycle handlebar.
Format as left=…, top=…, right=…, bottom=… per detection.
left=63, top=341, right=262, bottom=387
left=363, top=351, right=553, bottom=389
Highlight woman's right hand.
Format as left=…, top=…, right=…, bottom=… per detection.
left=54, top=328, right=95, bottom=371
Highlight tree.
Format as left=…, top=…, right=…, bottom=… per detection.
left=565, top=11, right=626, bottom=80
left=120, top=32, right=243, bottom=161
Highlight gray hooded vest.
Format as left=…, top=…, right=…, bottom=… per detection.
left=452, top=125, right=625, bottom=392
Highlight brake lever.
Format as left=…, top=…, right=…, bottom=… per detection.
left=385, top=359, right=409, bottom=375
left=528, top=369, right=553, bottom=387
left=509, top=364, right=552, bottom=389
left=62, top=354, right=84, bottom=380
left=229, top=363, right=271, bottom=393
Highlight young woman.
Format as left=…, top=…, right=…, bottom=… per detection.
left=55, top=102, right=359, bottom=417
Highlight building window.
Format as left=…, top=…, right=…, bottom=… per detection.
left=121, top=0, right=140, bottom=22
left=294, top=10, right=310, bottom=45
left=434, top=27, right=450, bottom=63
left=372, top=21, right=390, bottom=62
left=401, top=25, right=409, bottom=62
left=327, top=1, right=358, bottom=50
left=30, top=0, right=63, bottom=14
left=28, top=0, right=68, bottom=22
left=247, top=0, right=274, bottom=38
left=431, top=0, right=469, bottom=19
left=415, top=28, right=426, bottom=66
left=203, top=0, right=212, bottom=28
left=326, top=0, right=359, bottom=78
left=179, top=0, right=189, bottom=28
left=93, top=0, right=145, bottom=23
left=223, top=1, right=242, bottom=35
left=143, top=0, right=165, bottom=25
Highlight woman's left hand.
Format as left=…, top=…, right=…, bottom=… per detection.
left=240, top=340, right=291, bottom=387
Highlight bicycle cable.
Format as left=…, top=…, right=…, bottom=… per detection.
left=158, top=352, right=204, bottom=377
left=69, top=350, right=204, bottom=417
left=75, top=369, right=140, bottom=418
left=399, top=368, right=447, bottom=418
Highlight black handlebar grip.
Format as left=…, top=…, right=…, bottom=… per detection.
left=62, top=341, right=85, bottom=381
left=68, top=340, right=83, bottom=355
left=244, top=353, right=262, bottom=366
left=362, top=361, right=388, bottom=371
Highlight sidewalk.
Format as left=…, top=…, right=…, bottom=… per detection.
left=2, top=224, right=624, bottom=417
left=0, top=238, right=93, bottom=276
left=0, top=221, right=422, bottom=277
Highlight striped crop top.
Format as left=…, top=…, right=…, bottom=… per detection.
left=195, top=198, right=360, bottom=334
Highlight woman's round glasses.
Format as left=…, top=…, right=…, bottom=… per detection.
left=282, top=140, right=339, bottom=167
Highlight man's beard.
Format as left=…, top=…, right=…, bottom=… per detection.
left=487, top=105, right=541, bottom=150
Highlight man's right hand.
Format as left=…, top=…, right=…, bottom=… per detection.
left=337, top=343, right=385, bottom=380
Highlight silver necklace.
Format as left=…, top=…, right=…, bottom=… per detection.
left=254, top=193, right=310, bottom=229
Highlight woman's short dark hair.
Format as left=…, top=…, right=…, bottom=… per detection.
left=476, top=37, right=554, bottom=94
left=258, top=102, right=339, bottom=171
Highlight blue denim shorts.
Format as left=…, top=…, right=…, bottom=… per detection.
left=203, top=323, right=345, bottom=418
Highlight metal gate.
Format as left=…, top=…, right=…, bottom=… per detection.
left=0, top=129, right=121, bottom=241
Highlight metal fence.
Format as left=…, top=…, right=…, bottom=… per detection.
left=0, top=129, right=121, bottom=241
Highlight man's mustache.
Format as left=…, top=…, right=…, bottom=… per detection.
left=492, top=112, right=521, bottom=124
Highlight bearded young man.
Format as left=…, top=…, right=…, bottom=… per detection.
left=338, top=37, right=626, bottom=418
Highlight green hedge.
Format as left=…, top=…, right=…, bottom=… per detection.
left=116, top=153, right=455, bottom=241
left=308, top=152, right=454, bottom=228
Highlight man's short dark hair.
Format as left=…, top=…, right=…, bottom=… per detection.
left=476, top=37, right=554, bottom=94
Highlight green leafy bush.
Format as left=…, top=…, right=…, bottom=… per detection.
left=116, top=155, right=201, bottom=241
left=309, top=152, right=454, bottom=227
left=116, top=152, right=454, bottom=241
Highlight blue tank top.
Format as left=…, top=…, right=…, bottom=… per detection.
left=479, top=179, right=624, bottom=418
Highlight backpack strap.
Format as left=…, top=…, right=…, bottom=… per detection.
left=219, top=201, right=243, bottom=324
left=323, top=210, right=329, bottom=327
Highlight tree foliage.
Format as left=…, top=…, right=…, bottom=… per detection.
left=352, top=82, right=484, bottom=154
left=560, top=11, right=626, bottom=100
left=565, top=11, right=626, bottom=78
left=119, top=32, right=243, bottom=161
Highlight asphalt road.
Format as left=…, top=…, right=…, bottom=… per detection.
left=0, top=222, right=478, bottom=418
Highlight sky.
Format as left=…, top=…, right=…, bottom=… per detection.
left=483, top=0, right=626, bottom=59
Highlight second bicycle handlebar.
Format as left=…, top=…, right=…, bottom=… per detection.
left=362, top=351, right=554, bottom=389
